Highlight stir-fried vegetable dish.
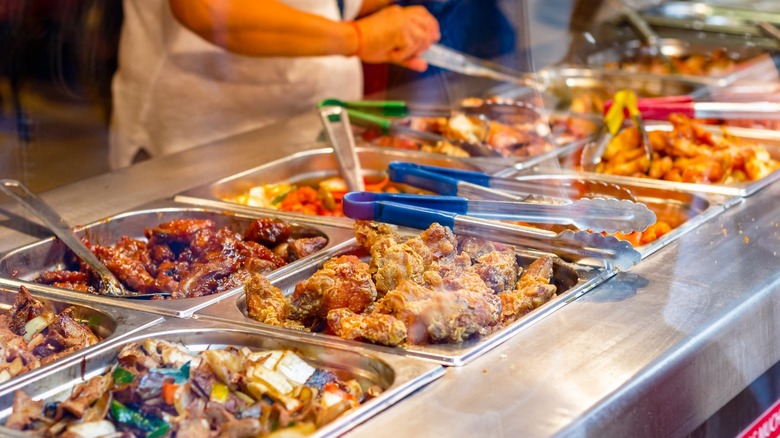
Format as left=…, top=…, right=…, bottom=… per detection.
left=0, top=286, right=101, bottom=383
left=7, top=338, right=380, bottom=436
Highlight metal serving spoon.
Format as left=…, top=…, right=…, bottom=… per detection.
left=0, top=179, right=128, bottom=296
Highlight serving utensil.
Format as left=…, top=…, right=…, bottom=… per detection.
left=0, top=179, right=126, bottom=296
left=318, top=105, right=365, bottom=192
left=604, top=95, right=780, bottom=121
left=580, top=90, right=653, bottom=173
left=615, top=0, right=680, bottom=74
left=320, top=99, right=503, bottom=158
left=342, top=191, right=654, bottom=234
left=421, top=44, right=545, bottom=89
left=342, top=192, right=641, bottom=270
left=387, top=161, right=638, bottom=203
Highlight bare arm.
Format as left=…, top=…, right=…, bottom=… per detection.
left=169, top=0, right=357, bottom=57
left=168, top=0, right=440, bottom=70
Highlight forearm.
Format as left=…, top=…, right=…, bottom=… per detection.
left=358, top=0, right=396, bottom=17
left=169, top=0, right=358, bottom=57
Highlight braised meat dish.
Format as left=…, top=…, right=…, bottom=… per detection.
left=0, top=286, right=101, bottom=383
left=7, top=338, right=379, bottom=437
left=595, top=113, right=780, bottom=183
left=246, top=221, right=559, bottom=346
left=35, top=218, right=327, bottom=299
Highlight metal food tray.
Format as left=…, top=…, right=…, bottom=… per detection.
left=487, top=173, right=733, bottom=259
left=583, top=37, right=775, bottom=81
left=175, top=147, right=519, bottom=228
left=489, top=67, right=717, bottom=115
left=548, top=123, right=780, bottom=198
left=638, top=1, right=780, bottom=40
left=0, top=318, right=444, bottom=438
left=0, top=203, right=354, bottom=317
left=0, top=283, right=161, bottom=397
left=360, top=112, right=602, bottom=165
left=196, top=240, right=613, bottom=366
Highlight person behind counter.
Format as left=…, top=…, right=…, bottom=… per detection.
left=109, top=0, right=440, bottom=169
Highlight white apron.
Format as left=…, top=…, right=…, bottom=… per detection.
left=109, top=0, right=363, bottom=169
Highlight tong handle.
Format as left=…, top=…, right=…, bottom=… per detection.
left=318, top=106, right=365, bottom=192
left=0, top=179, right=126, bottom=296
left=319, top=99, right=409, bottom=117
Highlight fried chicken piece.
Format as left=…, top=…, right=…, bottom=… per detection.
left=499, top=255, right=557, bottom=324
left=457, top=236, right=496, bottom=260
left=245, top=274, right=304, bottom=330
left=471, top=249, right=518, bottom=294
left=326, top=308, right=407, bottom=346
left=374, top=280, right=502, bottom=344
left=438, top=252, right=493, bottom=295
left=355, top=221, right=458, bottom=295
left=290, top=255, right=377, bottom=321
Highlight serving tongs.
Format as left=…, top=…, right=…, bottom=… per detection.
left=387, top=161, right=639, bottom=203
left=318, top=105, right=365, bottom=192
left=319, top=99, right=502, bottom=158
left=0, top=179, right=171, bottom=299
left=580, top=89, right=653, bottom=173
left=615, top=0, right=679, bottom=74
left=342, top=192, right=641, bottom=270
left=604, top=95, right=780, bottom=121
left=421, top=44, right=547, bottom=90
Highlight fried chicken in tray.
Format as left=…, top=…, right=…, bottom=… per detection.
left=246, top=221, right=559, bottom=346
left=0, top=286, right=101, bottom=383
left=34, top=217, right=327, bottom=299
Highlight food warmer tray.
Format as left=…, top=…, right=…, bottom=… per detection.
left=0, top=202, right=355, bottom=317
left=638, top=1, right=780, bottom=41
left=195, top=240, right=614, bottom=366
left=175, top=147, right=517, bottom=229
left=488, top=67, right=718, bottom=113
left=0, top=318, right=444, bottom=438
left=0, top=283, right=162, bottom=398
left=581, top=37, right=776, bottom=82
left=488, top=172, right=733, bottom=259
left=547, top=124, right=780, bottom=198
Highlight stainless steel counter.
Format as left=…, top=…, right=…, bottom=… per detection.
left=1, top=110, right=779, bottom=437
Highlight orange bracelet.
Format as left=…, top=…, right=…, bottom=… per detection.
left=349, top=21, right=363, bottom=57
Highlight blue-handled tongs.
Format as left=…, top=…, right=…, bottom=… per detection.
left=388, top=161, right=638, bottom=203
left=342, top=192, right=642, bottom=271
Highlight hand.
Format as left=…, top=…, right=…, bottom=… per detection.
left=354, top=5, right=440, bottom=71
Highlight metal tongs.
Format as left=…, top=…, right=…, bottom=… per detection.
left=342, top=192, right=642, bottom=270
left=615, top=0, right=679, bottom=74
left=0, top=179, right=126, bottom=296
left=387, top=161, right=639, bottom=204
left=603, top=95, right=780, bottom=121
left=318, top=105, right=365, bottom=192
left=421, top=44, right=547, bottom=89
left=319, top=99, right=502, bottom=158
left=581, top=89, right=653, bottom=172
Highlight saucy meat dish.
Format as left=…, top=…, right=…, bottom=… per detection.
left=7, top=338, right=379, bottom=437
left=596, top=113, right=780, bottom=183
left=246, top=221, right=559, bottom=346
left=35, top=218, right=327, bottom=299
left=0, top=286, right=100, bottom=383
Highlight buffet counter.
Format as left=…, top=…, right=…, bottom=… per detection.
left=1, top=109, right=777, bottom=437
